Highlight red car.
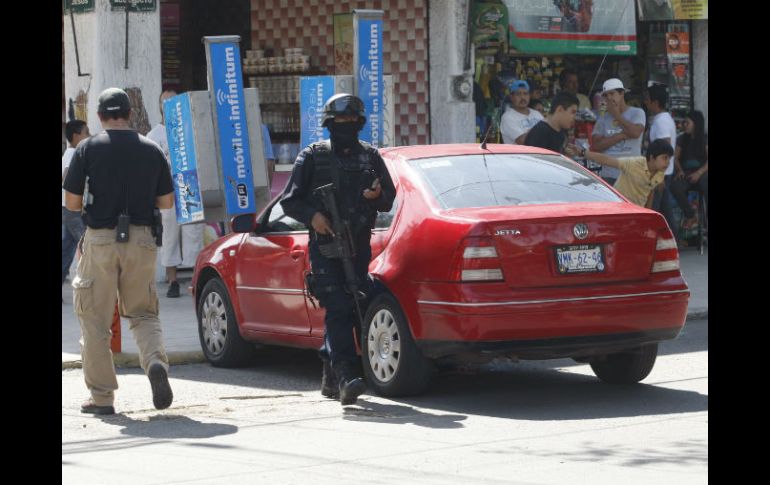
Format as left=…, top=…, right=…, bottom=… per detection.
left=191, top=143, right=689, bottom=396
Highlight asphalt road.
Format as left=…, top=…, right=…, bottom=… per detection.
left=62, top=319, right=708, bottom=485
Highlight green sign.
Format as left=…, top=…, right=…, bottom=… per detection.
left=110, top=0, right=157, bottom=11
left=63, top=0, right=95, bottom=13
left=505, top=0, right=637, bottom=56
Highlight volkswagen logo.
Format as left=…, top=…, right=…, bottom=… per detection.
left=573, top=223, right=589, bottom=240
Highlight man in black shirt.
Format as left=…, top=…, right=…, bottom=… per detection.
left=524, top=91, right=580, bottom=156
left=63, top=88, right=176, bottom=415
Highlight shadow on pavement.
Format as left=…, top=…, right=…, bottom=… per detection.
left=388, top=363, right=707, bottom=422
left=106, top=322, right=706, bottom=424
left=99, top=413, right=239, bottom=440
left=342, top=399, right=467, bottom=428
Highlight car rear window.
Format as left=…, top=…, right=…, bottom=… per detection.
left=408, top=153, right=623, bottom=209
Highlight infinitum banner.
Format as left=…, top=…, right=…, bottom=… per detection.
left=164, top=93, right=204, bottom=225
left=300, top=76, right=334, bottom=148
left=505, top=0, right=637, bottom=55
left=205, top=37, right=256, bottom=217
left=354, top=11, right=384, bottom=147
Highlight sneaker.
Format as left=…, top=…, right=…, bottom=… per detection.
left=81, top=399, right=115, bottom=415
left=148, top=363, right=173, bottom=410
left=166, top=281, right=180, bottom=298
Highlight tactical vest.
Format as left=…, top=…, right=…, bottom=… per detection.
left=308, top=141, right=379, bottom=236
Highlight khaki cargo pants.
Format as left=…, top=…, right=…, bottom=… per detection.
left=72, top=225, right=169, bottom=407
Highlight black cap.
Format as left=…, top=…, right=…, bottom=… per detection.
left=97, top=88, right=131, bottom=114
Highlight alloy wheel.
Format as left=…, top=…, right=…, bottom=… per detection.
left=201, top=291, right=228, bottom=356
left=367, top=309, right=401, bottom=383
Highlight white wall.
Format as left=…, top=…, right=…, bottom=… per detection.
left=64, top=0, right=161, bottom=135
left=692, top=20, right=708, bottom=133
left=429, top=0, right=476, bottom=144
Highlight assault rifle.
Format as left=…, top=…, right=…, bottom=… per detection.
left=312, top=183, right=366, bottom=326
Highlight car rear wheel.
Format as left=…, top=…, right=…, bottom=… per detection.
left=361, top=293, right=433, bottom=396
left=197, top=278, right=255, bottom=367
left=589, top=343, right=658, bottom=384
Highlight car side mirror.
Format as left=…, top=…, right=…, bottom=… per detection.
left=231, top=213, right=257, bottom=233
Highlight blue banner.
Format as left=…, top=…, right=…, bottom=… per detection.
left=300, top=76, right=334, bottom=148
left=356, top=18, right=383, bottom=147
left=164, top=93, right=204, bottom=224
left=209, top=41, right=256, bottom=216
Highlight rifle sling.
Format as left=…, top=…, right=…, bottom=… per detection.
left=324, top=141, right=344, bottom=221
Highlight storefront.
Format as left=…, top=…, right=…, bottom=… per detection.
left=470, top=0, right=707, bottom=144
left=159, top=0, right=430, bottom=195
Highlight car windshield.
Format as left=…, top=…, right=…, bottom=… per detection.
left=408, top=153, right=623, bottom=209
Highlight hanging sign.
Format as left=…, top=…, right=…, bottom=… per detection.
left=637, top=0, right=708, bottom=21
left=110, top=0, right=157, bottom=11
left=64, top=0, right=95, bottom=13
left=504, top=0, right=637, bottom=55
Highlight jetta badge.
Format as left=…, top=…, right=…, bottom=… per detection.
left=573, top=223, right=589, bottom=240
left=496, top=229, right=521, bottom=236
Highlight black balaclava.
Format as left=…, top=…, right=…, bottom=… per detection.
left=329, top=120, right=363, bottom=151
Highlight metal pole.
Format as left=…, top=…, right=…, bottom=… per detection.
left=69, top=6, right=89, bottom=77
left=125, top=6, right=130, bottom=69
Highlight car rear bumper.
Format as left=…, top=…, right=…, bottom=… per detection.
left=410, top=280, right=689, bottom=353
left=417, top=327, right=681, bottom=359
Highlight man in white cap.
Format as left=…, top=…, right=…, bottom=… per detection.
left=590, top=78, right=646, bottom=185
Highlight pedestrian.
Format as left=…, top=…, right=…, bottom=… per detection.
left=558, top=68, right=591, bottom=110
left=644, top=83, right=678, bottom=233
left=529, top=98, right=547, bottom=118
left=670, top=110, right=708, bottom=230
left=63, top=87, right=175, bottom=415
left=146, top=89, right=204, bottom=298
left=524, top=91, right=580, bottom=156
left=262, top=123, right=276, bottom=185
left=501, top=80, right=544, bottom=145
left=280, top=93, right=396, bottom=406
left=591, top=78, right=646, bottom=185
left=581, top=138, right=673, bottom=208
left=62, top=120, right=90, bottom=292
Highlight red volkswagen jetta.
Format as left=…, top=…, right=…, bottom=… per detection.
left=191, top=144, right=689, bottom=396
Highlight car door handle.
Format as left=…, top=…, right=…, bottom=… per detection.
left=290, top=250, right=305, bottom=261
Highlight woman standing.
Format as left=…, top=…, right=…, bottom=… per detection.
left=671, top=110, right=708, bottom=230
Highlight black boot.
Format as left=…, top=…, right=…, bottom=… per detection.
left=320, top=357, right=339, bottom=399
left=334, top=361, right=366, bottom=406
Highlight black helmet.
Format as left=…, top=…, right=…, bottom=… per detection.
left=321, top=93, right=366, bottom=127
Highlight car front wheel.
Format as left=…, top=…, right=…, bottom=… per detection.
left=197, top=278, right=255, bottom=367
left=589, top=343, right=658, bottom=384
left=361, top=293, right=433, bottom=396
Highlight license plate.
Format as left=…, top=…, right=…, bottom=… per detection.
left=555, top=245, right=605, bottom=274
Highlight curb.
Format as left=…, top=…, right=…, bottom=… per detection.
left=63, top=309, right=707, bottom=370
left=62, top=351, right=206, bottom=370
left=686, top=310, right=708, bottom=322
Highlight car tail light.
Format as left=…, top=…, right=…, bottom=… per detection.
left=451, top=237, right=504, bottom=282
left=651, top=228, right=680, bottom=273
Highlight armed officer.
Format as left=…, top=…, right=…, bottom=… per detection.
left=280, top=94, right=396, bottom=406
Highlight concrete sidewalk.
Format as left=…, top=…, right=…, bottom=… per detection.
left=62, top=248, right=707, bottom=369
